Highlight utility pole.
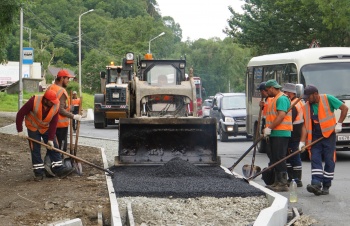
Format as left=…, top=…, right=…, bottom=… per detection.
left=19, top=7, right=23, bottom=109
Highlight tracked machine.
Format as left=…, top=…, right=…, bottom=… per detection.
left=116, top=53, right=219, bottom=166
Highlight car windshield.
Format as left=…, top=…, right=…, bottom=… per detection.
left=222, top=96, right=246, bottom=110
left=301, top=62, right=350, bottom=100
left=203, top=100, right=212, bottom=106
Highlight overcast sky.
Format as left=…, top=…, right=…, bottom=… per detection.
left=156, top=0, right=244, bottom=41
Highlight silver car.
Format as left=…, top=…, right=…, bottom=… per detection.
left=202, top=99, right=212, bottom=118
left=209, top=93, right=248, bottom=141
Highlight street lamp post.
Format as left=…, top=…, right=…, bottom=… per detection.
left=148, top=32, right=165, bottom=53
left=79, top=9, right=94, bottom=96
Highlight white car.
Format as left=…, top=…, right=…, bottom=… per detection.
left=202, top=99, right=212, bottom=118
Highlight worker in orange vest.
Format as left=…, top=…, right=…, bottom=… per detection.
left=282, top=83, right=304, bottom=187
left=46, top=69, right=82, bottom=176
left=263, top=79, right=292, bottom=192
left=300, top=85, right=348, bottom=196
left=16, top=90, right=74, bottom=180
left=71, top=91, right=81, bottom=132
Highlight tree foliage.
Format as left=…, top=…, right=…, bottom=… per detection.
left=226, top=0, right=350, bottom=54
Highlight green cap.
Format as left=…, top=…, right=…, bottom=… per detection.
left=265, top=79, right=282, bottom=89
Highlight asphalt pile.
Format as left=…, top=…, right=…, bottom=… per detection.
left=112, top=157, right=265, bottom=198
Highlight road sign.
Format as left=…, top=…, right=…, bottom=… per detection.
left=23, top=47, right=34, bottom=64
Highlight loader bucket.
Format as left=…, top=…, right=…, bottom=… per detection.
left=117, top=117, right=218, bottom=166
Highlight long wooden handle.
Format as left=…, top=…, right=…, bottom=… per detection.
left=250, top=97, right=264, bottom=176
left=74, top=96, right=83, bottom=156
left=228, top=135, right=265, bottom=172
left=26, top=136, right=114, bottom=176
left=246, top=137, right=324, bottom=181
left=70, top=90, right=73, bottom=154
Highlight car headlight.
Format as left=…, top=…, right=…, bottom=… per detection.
left=225, top=117, right=235, bottom=123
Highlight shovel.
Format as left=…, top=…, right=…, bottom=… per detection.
left=238, top=84, right=305, bottom=176
left=243, top=137, right=324, bottom=183
left=242, top=97, right=264, bottom=177
left=26, top=136, right=115, bottom=177
left=228, top=135, right=264, bottom=172
left=72, top=96, right=83, bottom=175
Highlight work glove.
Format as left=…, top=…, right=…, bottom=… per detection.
left=73, top=114, right=82, bottom=121
left=47, top=140, right=54, bottom=150
left=299, top=142, right=306, bottom=152
left=335, top=123, right=342, bottom=133
left=18, top=131, right=26, bottom=139
left=263, top=127, right=271, bottom=137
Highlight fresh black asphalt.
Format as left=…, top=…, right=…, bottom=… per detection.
left=111, top=158, right=265, bottom=198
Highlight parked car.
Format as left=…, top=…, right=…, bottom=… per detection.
left=209, top=93, right=248, bottom=141
left=202, top=98, right=212, bottom=118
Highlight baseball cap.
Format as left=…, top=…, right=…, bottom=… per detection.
left=265, top=79, right=282, bottom=89
left=57, top=69, right=74, bottom=78
left=303, top=85, right=318, bottom=99
left=256, top=82, right=266, bottom=91
left=282, top=83, right=296, bottom=93
left=72, top=91, right=77, bottom=94
left=44, top=90, right=59, bottom=105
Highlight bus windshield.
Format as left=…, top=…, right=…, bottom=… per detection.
left=301, top=62, right=350, bottom=100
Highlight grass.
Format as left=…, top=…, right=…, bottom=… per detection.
left=0, top=91, right=94, bottom=112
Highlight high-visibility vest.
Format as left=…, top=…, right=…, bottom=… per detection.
left=47, top=84, right=70, bottom=128
left=72, top=98, right=80, bottom=106
left=292, top=98, right=304, bottom=124
left=263, top=97, right=273, bottom=117
left=303, top=94, right=336, bottom=148
left=25, top=95, right=59, bottom=134
left=266, top=92, right=292, bottom=131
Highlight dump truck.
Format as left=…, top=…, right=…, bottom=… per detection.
left=94, top=53, right=134, bottom=128
left=116, top=53, right=219, bottom=166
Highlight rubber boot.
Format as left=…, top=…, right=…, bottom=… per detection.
left=321, top=185, right=330, bottom=195
left=294, top=170, right=303, bottom=187
left=270, top=172, right=289, bottom=192
left=265, top=171, right=278, bottom=189
left=287, top=167, right=293, bottom=185
left=307, top=184, right=322, bottom=196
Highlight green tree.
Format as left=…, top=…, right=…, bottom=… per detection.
left=225, top=0, right=350, bottom=54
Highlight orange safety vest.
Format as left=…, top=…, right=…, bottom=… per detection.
left=292, top=98, right=304, bottom=124
left=303, top=94, right=336, bottom=148
left=263, top=97, right=273, bottom=117
left=72, top=98, right=80, bottom=106
left=47, top=84, right=70, bottom=128
left=25, top=95, right=59, bottom=134
left=266, top=92, right=292, bottom=131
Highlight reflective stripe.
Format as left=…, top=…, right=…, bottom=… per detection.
left=292, top=99, right=304, bottom=124
left=25, top=96, right=59, bottom=133
left=47, top=84, right=71, bottom=128
left=32, top=163, right=44, bottom=170
left=52, top=160, right=63, bottom=168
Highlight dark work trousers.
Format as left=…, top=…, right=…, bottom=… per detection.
left=72, top=106, right=79, bottom=130
left=269, top=137, right=289, bottom=173
left=286, top=141, right=302, bottom=171
left=56, top=127, right=68, bottom=152
left=27, top=129, right=62, bottom=175
left=310, top=133, right=336, bottom=187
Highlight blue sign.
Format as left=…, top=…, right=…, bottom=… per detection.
left=23, top=47, right=34, bottom=64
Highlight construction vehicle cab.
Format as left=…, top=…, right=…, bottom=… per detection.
left=94, top=52, right=134, bottom=128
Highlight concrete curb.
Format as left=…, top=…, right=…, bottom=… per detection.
left=100, top=147, right=123, bottom=226
left=226, top=168, right=288, bottom=226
